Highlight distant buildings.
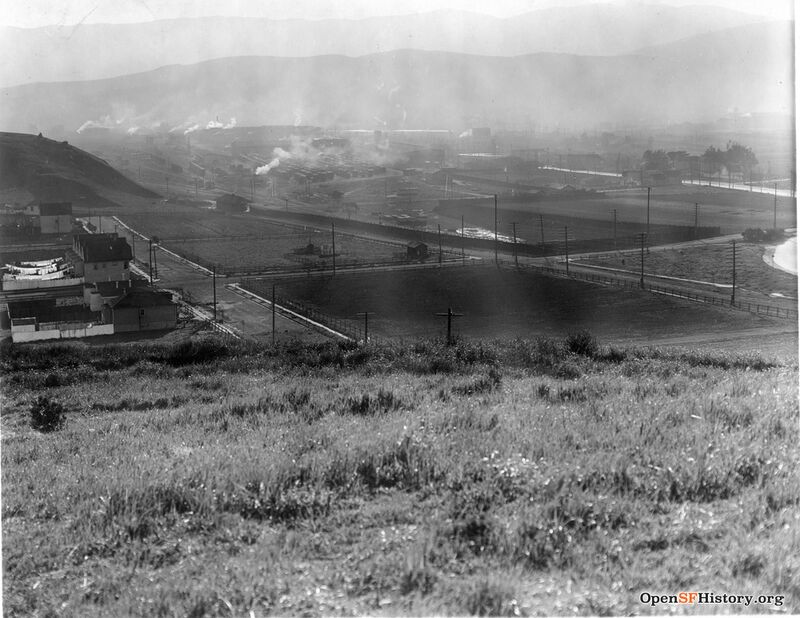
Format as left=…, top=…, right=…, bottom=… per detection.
left=1, top=201, right=75, bottom=237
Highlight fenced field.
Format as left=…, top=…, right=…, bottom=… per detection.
left=242, top=265, right=788, bottom=343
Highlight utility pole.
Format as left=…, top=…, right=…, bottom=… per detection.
left=539, top=213, right=545, bottom=249
left=331, top=221, right=336, bottom=276
left=494, top=194, right=499, bottom=265
left=131, top=233, right=136, bottom=261
left=564, top=226, right=569, bottom=275
left=646, top=186, right=651, bottom=238
left=194, top=178, right=198, bottom=197
left=613, top=209, right=617, bottom=250
left=694, top=203, right=699, bottom=239
left=438, top=224, right=442, bottom=265
left=731, top=240, right=737, bottom=305
left=636, top=233, right=647, bottom=288
left=152, top=240, right=158, bottom=280
left=435, top=307, right=464, bottom=345
left=272, top=284, right=276, bottom=345
left=511, top=222, right=518, bottom=267
left=148, top=239, right=153, bottom=284
left=774, top=183, right=778, bottom=229
left=461, top=215, right=465, bottom=266
left=356, top=312, right=373, bottom=344
left=212, top=266, right=217, bottom=322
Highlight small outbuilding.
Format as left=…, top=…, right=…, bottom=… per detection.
left=406, top=241, right=428, bottom=261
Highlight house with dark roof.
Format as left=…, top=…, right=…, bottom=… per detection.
left=101, top=288, right=177, bottom=332
left=406, top=241, right=428, bottom=261
left=215, top=193, right=249, bottom=213
left=71, top=233, right=133, bottom=283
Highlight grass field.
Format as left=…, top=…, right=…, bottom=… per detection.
left=577, top=241, right=798, bottom=299
left=2, top=336, right=797, bottom=616
left=244, top=267, right=791, bottom=347
left=116, top=208, right=406, bottom=272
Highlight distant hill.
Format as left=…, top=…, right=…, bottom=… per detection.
left=0, top=132, right=158, bottom=203
left=0, top=21, right=791, bottom=134
left=0, top=4, right=766, bottom=86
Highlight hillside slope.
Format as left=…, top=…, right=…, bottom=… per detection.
left=0, top=4, right=765, bottom=86
left=1, top=336, right=797, bottom=615
left=0, top=132, right=157, bottom=203
left=1, top=20, right=792, bottom=134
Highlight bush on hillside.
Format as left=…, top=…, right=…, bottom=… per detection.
left=29, top=396, right=65, bottom=432
left=565, top=330, right=598, bottom=358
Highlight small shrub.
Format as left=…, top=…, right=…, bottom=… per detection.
left=29, top=396, right=65, bottom=432
left=565, top=330, right=598, bottom=358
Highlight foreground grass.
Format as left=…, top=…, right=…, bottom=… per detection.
left=1, top=336, right=798, bottom=616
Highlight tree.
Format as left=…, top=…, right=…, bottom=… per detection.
left=642, top=150, right=670, bottom=171
left=724, top=141, right=758, bottom=174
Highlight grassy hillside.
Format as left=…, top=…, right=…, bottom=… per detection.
left=0, top=132, right=157, bottom=205
left=2, top=335, right=797, bottom=615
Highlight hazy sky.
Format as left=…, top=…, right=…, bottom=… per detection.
left=0, top=0, right=792, bottom=27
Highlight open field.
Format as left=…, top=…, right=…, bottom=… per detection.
left=114, top=207, right=407, bottom=273
left=577, top=241, right=798, bottom=300
left=244, top=267, right=796, bottom=353
left=2, top=336, right=798, bottom=615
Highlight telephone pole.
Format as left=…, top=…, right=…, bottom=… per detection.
left=731, top=240, right=737, bottom=305
left=356, top=312, right=373, bottom=344
left=613, top=209, right=617, bottom=250
left=564, top=226, right=570, bottom=275
left=636, top=233, right=647, bottom=288
left=511, top=221, right=518, bottom=267
left=331, top=221, right=336, bottom=276
left=539, top=213, right=545, bottom=248
left=212, top=266, right=217, bottom=322
left=494, top=194, right=499, bottom=265
left=438, top=224, right=442, bottom=265
left=646, top=186, right=651, bottom=238
left=774, top=183, right=778, bottom=229
left=461, top=215, right=465, bottom=266
left=272, top=284, right=276, bottom=345
left=435, top=307, right=464, bottom=345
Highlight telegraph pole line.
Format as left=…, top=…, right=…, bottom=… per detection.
left=438, top=224, right=442, bottom=265
left=461, top=215, right=465, bottom=266
left=356, top=311, right=373, bottom=344
left=511, top=221, right=518, bottom=267
left=564, top=226, right=570, bottom=275
left=331, top=221, right=336, bottom=276
left=212, top=266, right=217, bottom=322
left=272, top=284, right=276, bottom=345
left=613, top=209, right=617, bottom=250
left=494, top=194, right=499, bottom=265
left=774, top=183, right=778, bottom=229
left=435, top=307, right=464, bottom=345
left=646, top=186, right=651, bottom=238
left=731, top=240, right=737, bottom=305
left=636, top=233, right=647, bottom=288
left=539, top=213, right=545, bottom=249
left=148, top=239, right=153, bottom=284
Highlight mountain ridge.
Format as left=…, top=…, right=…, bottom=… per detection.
left=0, top=4, right=768, bottom=87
